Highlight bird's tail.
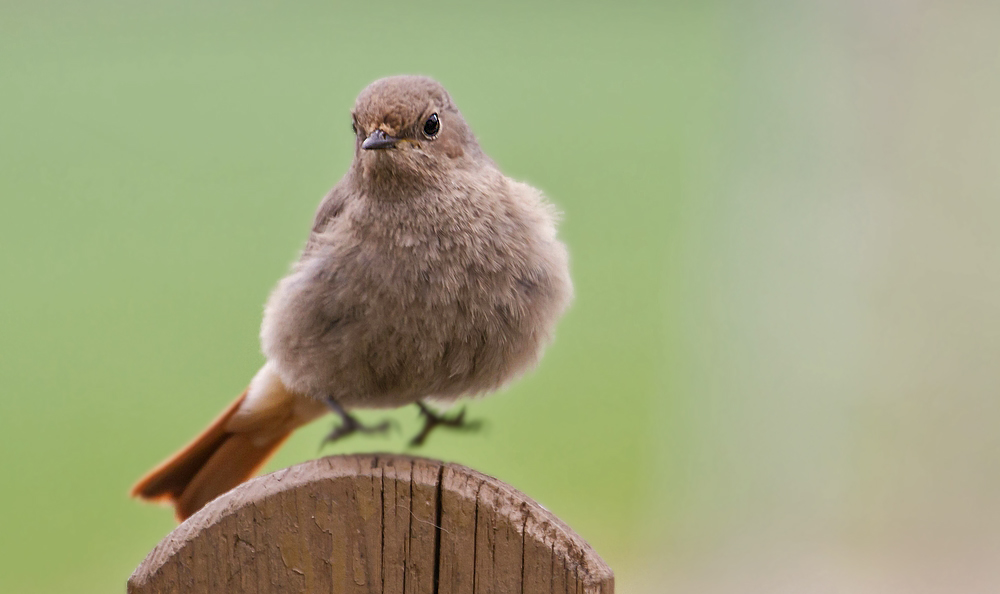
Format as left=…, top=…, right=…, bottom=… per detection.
left=130, top=363, right=327, bottom=521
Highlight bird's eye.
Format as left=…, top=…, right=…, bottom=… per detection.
left=351, top=121, right=358, bottom=135
left=422, top=113, right=440, bottom=138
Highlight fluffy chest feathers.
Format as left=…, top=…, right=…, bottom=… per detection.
left=260, top=172, right=570, bottom=405
left=343, top=180, right=529, bottom=303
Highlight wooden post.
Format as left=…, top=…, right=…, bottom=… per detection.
left=128, top=454, right=614, bottom=594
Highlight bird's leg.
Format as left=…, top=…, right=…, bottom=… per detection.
left=409, top=401, right=482, bottom=447
left=322, top=397, right=392, bottom=445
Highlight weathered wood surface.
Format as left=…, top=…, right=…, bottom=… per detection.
left=128, top=454, right=614, bottom=594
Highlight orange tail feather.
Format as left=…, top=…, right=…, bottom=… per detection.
left=131, top=366, right=325, bottom=521
left=131, top=390, right=293, bottom=521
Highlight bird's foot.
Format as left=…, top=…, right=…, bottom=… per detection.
left=322, top=415, right=392, bottom=445
left=409, top=401, right=482, bottom=447
left=321, top=397, right=393, bottom=446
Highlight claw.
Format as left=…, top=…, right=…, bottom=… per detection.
left=320, top=397, right=393, bottom=447
left=409, top=401, right=482, bottom=447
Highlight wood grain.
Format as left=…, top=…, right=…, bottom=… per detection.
left=128, top=454, right=613, bottom=594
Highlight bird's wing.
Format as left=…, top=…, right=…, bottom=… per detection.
left=302, top=183, right=352, bottom=256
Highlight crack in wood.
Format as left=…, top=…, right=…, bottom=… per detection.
left=380, top=459, right=386, bottom=594
left=432, top=464, right=444, bottom=594
left=471, top=480, right=484, bottom=594
left=404, top=459, right=413, bottom=594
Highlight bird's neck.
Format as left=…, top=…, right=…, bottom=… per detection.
left=351, top=160, right=442, bottom=202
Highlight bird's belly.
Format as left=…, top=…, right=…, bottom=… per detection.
left=333, top=286, right=537, bottom=408
left=263, top=256, right=546, bottom=409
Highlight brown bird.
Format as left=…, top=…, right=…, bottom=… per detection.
left=131, top=75, right=573, bottom=521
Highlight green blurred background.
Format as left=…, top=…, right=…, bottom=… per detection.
left=2, top=1, right=998, bottom=592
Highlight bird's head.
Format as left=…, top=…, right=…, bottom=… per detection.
left=349, top=76, right=485, bottom=196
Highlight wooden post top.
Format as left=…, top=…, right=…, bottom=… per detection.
left=129, top=454, right=614, bottom=594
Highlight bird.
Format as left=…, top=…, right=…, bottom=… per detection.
left=131, top=75, right=573, bottom=521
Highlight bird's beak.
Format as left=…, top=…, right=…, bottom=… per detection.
left=362, top=129, right=397, bottom=150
